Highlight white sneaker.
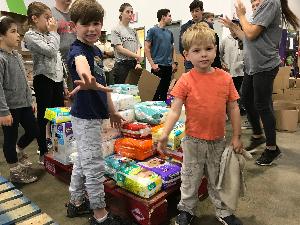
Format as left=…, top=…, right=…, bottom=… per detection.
left=38, top=155, right=44, bottom=166
left=16, top=146, right=32, bottom=167
left=241, top=120, right=252, bottom=129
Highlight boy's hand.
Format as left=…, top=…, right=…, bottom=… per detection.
left=157, top=135, right=168, bottom=155
left=0, top=114, right=13, bottom=126
left=110, top=112, right=125, bottom=129
left=230, top=136, right=243, bottom=154
left=69, top=73, right=113, bottom=96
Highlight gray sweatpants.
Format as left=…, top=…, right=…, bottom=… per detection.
left=178, top=136, right=234, bottom=218
left=69, top=116, right=106, bottom=210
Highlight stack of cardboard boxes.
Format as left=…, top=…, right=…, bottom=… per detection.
left=272, top=66, right=300, bottom=132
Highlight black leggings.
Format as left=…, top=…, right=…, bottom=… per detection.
left=241, top=66, right=279, bottom=146
left=151, top=65, right=173, bottom=101
left=2, top=107, right=42, bottom=164
left=33, top=75, right=64, bottom=156
left=111, top=60, right=137, bottom=84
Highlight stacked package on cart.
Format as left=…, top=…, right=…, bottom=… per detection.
left=152, top=121, right=185, bottom=162
left=138, top=157, right=181, bottom=190
left=44, top=107, right=76, bottom=165
left=101, top=93, right=136, bottom=157
left=105, top=155, right=162, bottom=198
left=115, top=122, right=156, bottom=160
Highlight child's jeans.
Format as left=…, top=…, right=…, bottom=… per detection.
left=178, top=136, right=234, bottom=218
left=69, top=116, right=106, bottom=210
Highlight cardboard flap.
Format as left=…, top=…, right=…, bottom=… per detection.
left=137, top=70, right=160, bottom=102
left=125, top=68, right=143, bottom=85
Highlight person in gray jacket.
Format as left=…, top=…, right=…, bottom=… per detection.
left=24, top=2, right=67, bottom=163
left=0, top=16, right=40, bottom=183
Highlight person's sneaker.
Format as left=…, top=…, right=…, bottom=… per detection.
left=175, top=211, right=194, bottom=225
left=46, top=138, right=53, bottom=149
left=256, top=147, right=282, bottom=166
left=38, top=155, right=45, bottom=166
left=245, top=136, right=266, bottom=153
left=89, top=214, right=123, bottom=225
left=10, top=164, right=38, bottom=184
left=36, top=149, right=40, bottom=155
left=66, top=199, right=91, bottom=218
left=217, top=215, right=243, bottom=225
left=241, top=120, right=252, bottom=129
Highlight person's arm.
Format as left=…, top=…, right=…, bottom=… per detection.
left=145, top=40, right=159, bottom=71
left=157, top=98, right=183, bottom=154
left=219, top=17, right=245, bottom=40
left=114, top=45, right=142, bottom=61
left=179, top=25, right=186, bottom=57
left=227, top=100, right=243, bottom=153
left=172, top=45, right=178, bottom=72
left=0, top=60, right=13, bottom=126
left=69, top=56, right=112, bottom=95
left=235, top=0, right=263, bottom=41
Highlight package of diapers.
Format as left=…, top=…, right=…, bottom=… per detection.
left=152, top=121, right=185, bottom=150
left=44, top=107, right=71, bottom=124
left=105, top=154, right=136, bottom=180
left=102, top=109, right=135, bottom=130
left=121, top=122, right=152, bottom=139
left=102, top=139, right=116, bottom=158
left=114, top=138, right=155, bottom=161
left=116, top=164, right=162, bottom=198
left=134, top=101, right=169, bottom=125
left=138, top=157, right=181, bottom=190
left=110, top=84, right=139, bottom=96
left=111, top=93, right=135, bottom=111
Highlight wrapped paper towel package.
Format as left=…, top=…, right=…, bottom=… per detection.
left=110, top=84, right=139, bottom=96
left=116, top=164, right=162, bottom=198
left=121, top=122, right=152, bottom=139
left=114, top=138, right=155, bottom=160
left=112, top=93, right=135, bottom=111
left=152, top=121, right=185, bottom=150
left=45, top=107, right=71, bottom=123
left=134, top=101, right=169, bottom=125
left=138, top=157, right=181, bottom=189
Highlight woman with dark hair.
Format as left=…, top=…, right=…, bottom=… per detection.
left=222, top=0, right=299, bottom=166
left=110, top=3, right=143, bottom=84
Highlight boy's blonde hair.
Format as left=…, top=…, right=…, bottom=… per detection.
left=181, top=22, right=216, bottom=51
left=70, top=0, right=104, bottom=24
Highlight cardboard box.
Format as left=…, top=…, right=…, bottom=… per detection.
left=274, top=101, right=299, bottom=132
left=137, top=70, right=160, bottom=101
left=273, top=66, right=291, bottom=90
left=289, top=77, right=296, bottom=88
left=296, top=79, right=300, bottom=88
left=173, top=54, right=185, bottom=80
left=125, top=68, right=143, bottom=85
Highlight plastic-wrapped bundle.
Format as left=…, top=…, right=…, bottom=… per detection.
left=138, top=157, right=181, bottom=190
left=105, top=154, right=136, bottom=180
left=114, top=138, right=155, bottom=161
left=102, top=128, right=121, bottom=142
left=152, top=121, right=185, bottom=150
left=109, top=84, right=139, bottom=96
left=121, top=122, right=152, bottom=139
left=134, top=101, right=169, bottom=125
left=116, top=164, right=162, bottom=198
left=102, top=139, right=117, bottom=158
left=111, top=93, right=135, bottom=111
left=44, top=107, right=71, bottom=124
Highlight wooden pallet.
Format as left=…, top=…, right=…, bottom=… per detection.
left=0, top=176, right=57, bottom=225
left=44, top=153, right=208, bottom=225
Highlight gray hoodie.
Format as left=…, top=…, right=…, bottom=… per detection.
left=24, top=29, right=60, bottom=81
left=0, top=49, right=32, bottom=116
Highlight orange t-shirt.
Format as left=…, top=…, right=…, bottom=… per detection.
left=171, top=68, right=239, bottom=140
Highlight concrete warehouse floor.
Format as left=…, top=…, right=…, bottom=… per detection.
left=0, top=119, right=299, bottom=225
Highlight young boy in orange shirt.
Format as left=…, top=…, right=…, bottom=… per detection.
left=158, top=22, right=244, bottom=225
